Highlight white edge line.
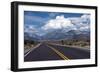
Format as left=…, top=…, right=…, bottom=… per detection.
left=24, top=43, right=42, bottom=57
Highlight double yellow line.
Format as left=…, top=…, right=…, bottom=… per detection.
left=47, top=45, right=69, bottom=60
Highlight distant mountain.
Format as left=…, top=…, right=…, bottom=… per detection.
left=73, top=30, right=90, bottom=40
left=24, top=29, right=90, bottom=41
left=24, top=32, right=40, bottom=41
left=67, top=30, right=90, bottom=41
left=42, top=29, right=73, bottom=40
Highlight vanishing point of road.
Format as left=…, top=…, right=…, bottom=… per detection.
left=24, top=43, right=90, bottom=62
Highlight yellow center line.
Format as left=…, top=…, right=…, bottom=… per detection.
left=46, top=45, right=69, bottom=60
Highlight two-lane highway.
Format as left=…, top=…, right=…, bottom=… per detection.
left=24, top=43, right=90, bottom=62
left=24, top=43, right=63, bottom=61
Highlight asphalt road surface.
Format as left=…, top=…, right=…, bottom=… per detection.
left=24, top=43, right=90, bottom=62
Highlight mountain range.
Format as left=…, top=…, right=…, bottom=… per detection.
left=24, top=28, right=90, bottom=41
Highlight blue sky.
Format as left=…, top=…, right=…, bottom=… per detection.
left=24, top=11, right=90, bottom=36
left=24, top=11, right=84, bottom=28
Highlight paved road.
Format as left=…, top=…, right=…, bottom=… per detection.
left=24, top=43, right=90, bottom=62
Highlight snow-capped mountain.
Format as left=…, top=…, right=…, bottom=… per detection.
left=24, top=28, right=90, bottom=41
left=24, top=14, right=90, bottom=41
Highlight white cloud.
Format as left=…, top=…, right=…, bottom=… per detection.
left=68, top=14, right=90, bottom=30
left=24, top=25, right=37, bottom=33
left=79, top=26, right=90, bottom=30
left=42, top=15, right=76, bottom=31
left=68, top=14, right=90, bottom=24
left=81, top=14, right=90, bottom=19
left=42, top=14, right=90, bottom=32
left=24, top=14, right=90, bottom=37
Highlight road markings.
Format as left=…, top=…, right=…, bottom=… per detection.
left=24, top=43, right=42, bottom=57
left=47, top=45, right=69, bottom=60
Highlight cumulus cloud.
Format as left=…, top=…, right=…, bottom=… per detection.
left=42, top=15, right=77, bottom=31
left=81, top=14, right=90, bottom=19
left=42, top=14, right=90, bottom=32
left=79, top=26, right=90, bottom=30
left=67, top=14, right=90, bottom=30
left=68, top=14, right=90, bottom=24
left=24, top=25, right=38, bottom=34
left=25, top=14, right=90, bottom=35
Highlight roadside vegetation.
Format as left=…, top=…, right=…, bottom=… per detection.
left=45, top=39, right=90, bottom=49
left=24, top=40, right=39, bottom=53
left=60, top=39, right=90, bottom=48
